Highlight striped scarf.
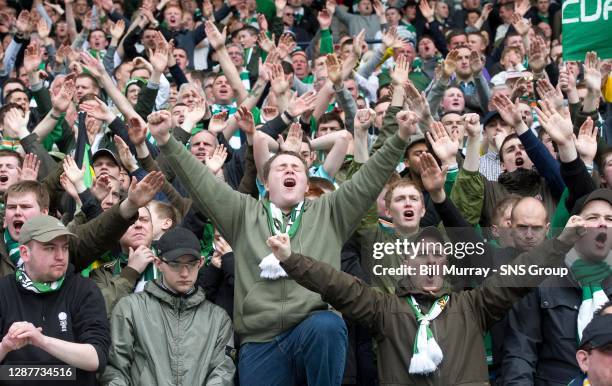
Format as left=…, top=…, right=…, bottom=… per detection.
left=16, top=268, right=64, bottom=293
left=4, top=229, right=22, bottom=268
left=571, top=259, right=611, bottom=341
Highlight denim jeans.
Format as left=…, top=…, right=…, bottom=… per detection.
left=238, top=311, right=348, bottom=386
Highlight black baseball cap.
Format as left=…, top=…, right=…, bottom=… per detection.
left=579, top=314, right=612, bottom=350
left=571, top=189, right=612, bottom=216
left=481, top=111, right=502, bottom=128
left=157, top=227, right=202, bottom=262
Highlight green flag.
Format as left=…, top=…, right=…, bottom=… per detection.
left=562, top=0, right=612, bottom=61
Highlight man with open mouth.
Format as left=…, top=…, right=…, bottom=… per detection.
left=265, top=210, right=586, bottom=385
left=148, top=75, right=420, bottom=384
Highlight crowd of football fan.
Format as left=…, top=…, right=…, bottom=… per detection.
left=0, top=0, right=610, bottom=385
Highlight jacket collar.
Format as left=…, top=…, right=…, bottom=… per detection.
left=145, top=280, right=207, bottom=310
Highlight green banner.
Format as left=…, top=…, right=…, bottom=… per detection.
left=562, top=0, right=612, bottom=61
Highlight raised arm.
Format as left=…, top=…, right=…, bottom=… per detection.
left=148, top=110, right=248, bottom=241
left=492, top=93, right=565, bottom=199
left=309, top=130, right=351, bottom=178
left=205, top=20, right=248, bottom=104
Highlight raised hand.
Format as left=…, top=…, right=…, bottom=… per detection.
left=574, top=117, right=598, bottom=165
left=208, top=112, right=228, bottom=134
left=528, top=36, right=546, bottom=73
left=79, top=51, right=105, bottom=79
left=205, top=20, right=227, bottom=51
left=278, top=122, right=302, bottom=153
left=270, top=63, right=289, bottom=95
left=511, top=13, right=530, bottom=36
left=534, top=99, right=573, bottom=146
left=427, top=121, right=459, bottom=166
left=3, top=108, right=29, bottom=139
left=396, top=110, right=419, bottom=140
left=23, top=41, right=43, bottom=74
left=419, top=0, right=434, bottom=22
left=442, top=50, right=459, bottom=79
left=147, top=110, right=173, bottom=145
left=354, top=108, right=376, bottom=134
left=353, top=29, right=366, bottom=58
left=114, top=135, right=138, bottom=173
left=235, top=106, right=255, bottom=135
left=557, top=215, right=587, bottom=246
left=277, top=34, right=296, bottom=60
left=326, top=54, right=343, bottom=86
left=382, top=26, right=405, bottom=51
left=257, top=13, right=268, bottom=32
left=127, top=172, right=164, bottom=208
left=583, top=51, right=602, bottom=93
left=36, top=18, right=50, bottom=40
left=469, top=50, right=483, bottom=75
left=16, top=10, right=31, bottom=35
left=536, top=78, right=563, bottom=113
left=404, top=81, right=431, bottom=120
left=317, top=9, right=332, bottom=29
left=390, top=54, right=410, bottom=86
left=62, top=154, right=86, bottom=190
left=286, top=90, right=317, bottom=117
left=79, top=97, right=115, bottom=123
left=419, top=152, right=448, bottom=201
left=205, top=144, right=228, bottom=175
left=20, top=153, right=40, bottom=181
left=184, top=104, right=207, bottom=127
left=462, top=113, right=481, bottom=138
left=127, top=116, right=148, bottom=146
left=490, top=94, right=524, bottom=128
left=258, top=31, right=276, bottom=53
left=150, top=36, right=169, bottom=73
left=110, top=19, right=125, bottom=41
left=558, top=65, right=577, bottom=93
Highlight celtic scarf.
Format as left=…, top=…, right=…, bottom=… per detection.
left=4, top=229, right=22, bottom=268
left=406, top=295, right=449, bottom=374
left=571, top=259, right=611, bottom=341
left=16, top=268, right=64, bottom=293
left=259, top=201, right=304, bottom=279
left=113, top=251, right=158, bottom=281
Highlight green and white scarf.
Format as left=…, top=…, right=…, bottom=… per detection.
left=259, top=201, right=304, bottom=279
left=210, top=103, right=241, bottom=149
left=406, top=295, right=449, bottom=374
left=571, top=260, right=611, bottom=341
left=4, top=229, right=22, bottom=268
left=16, top=268, right=64, bottom=293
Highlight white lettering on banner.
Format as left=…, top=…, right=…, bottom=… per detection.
left=562, top=0, right=612, bottom=24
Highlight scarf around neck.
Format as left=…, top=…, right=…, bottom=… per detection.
left=4, top=229, right=22, bottom=268
left=16, top=268, right=64, bottom=293
left=571, top=259, right=611, bottom=341
left=259, top=201, right=305, bottom=280
left=406, top=295, right=449, bottom=374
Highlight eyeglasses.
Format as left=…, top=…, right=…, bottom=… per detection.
left=160, top=258, right=201, bottom=272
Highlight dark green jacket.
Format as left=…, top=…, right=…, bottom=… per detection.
left=280, top=238, right=572, bottom=386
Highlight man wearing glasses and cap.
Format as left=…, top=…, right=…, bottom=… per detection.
left=102, top=227, right=235, bottom=385
left=0, top=215, right=110, bottom=386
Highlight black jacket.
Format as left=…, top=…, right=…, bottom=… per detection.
left=0, top=265, right=110, bottom=386
left=502, top=273, right=612, bottom=385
